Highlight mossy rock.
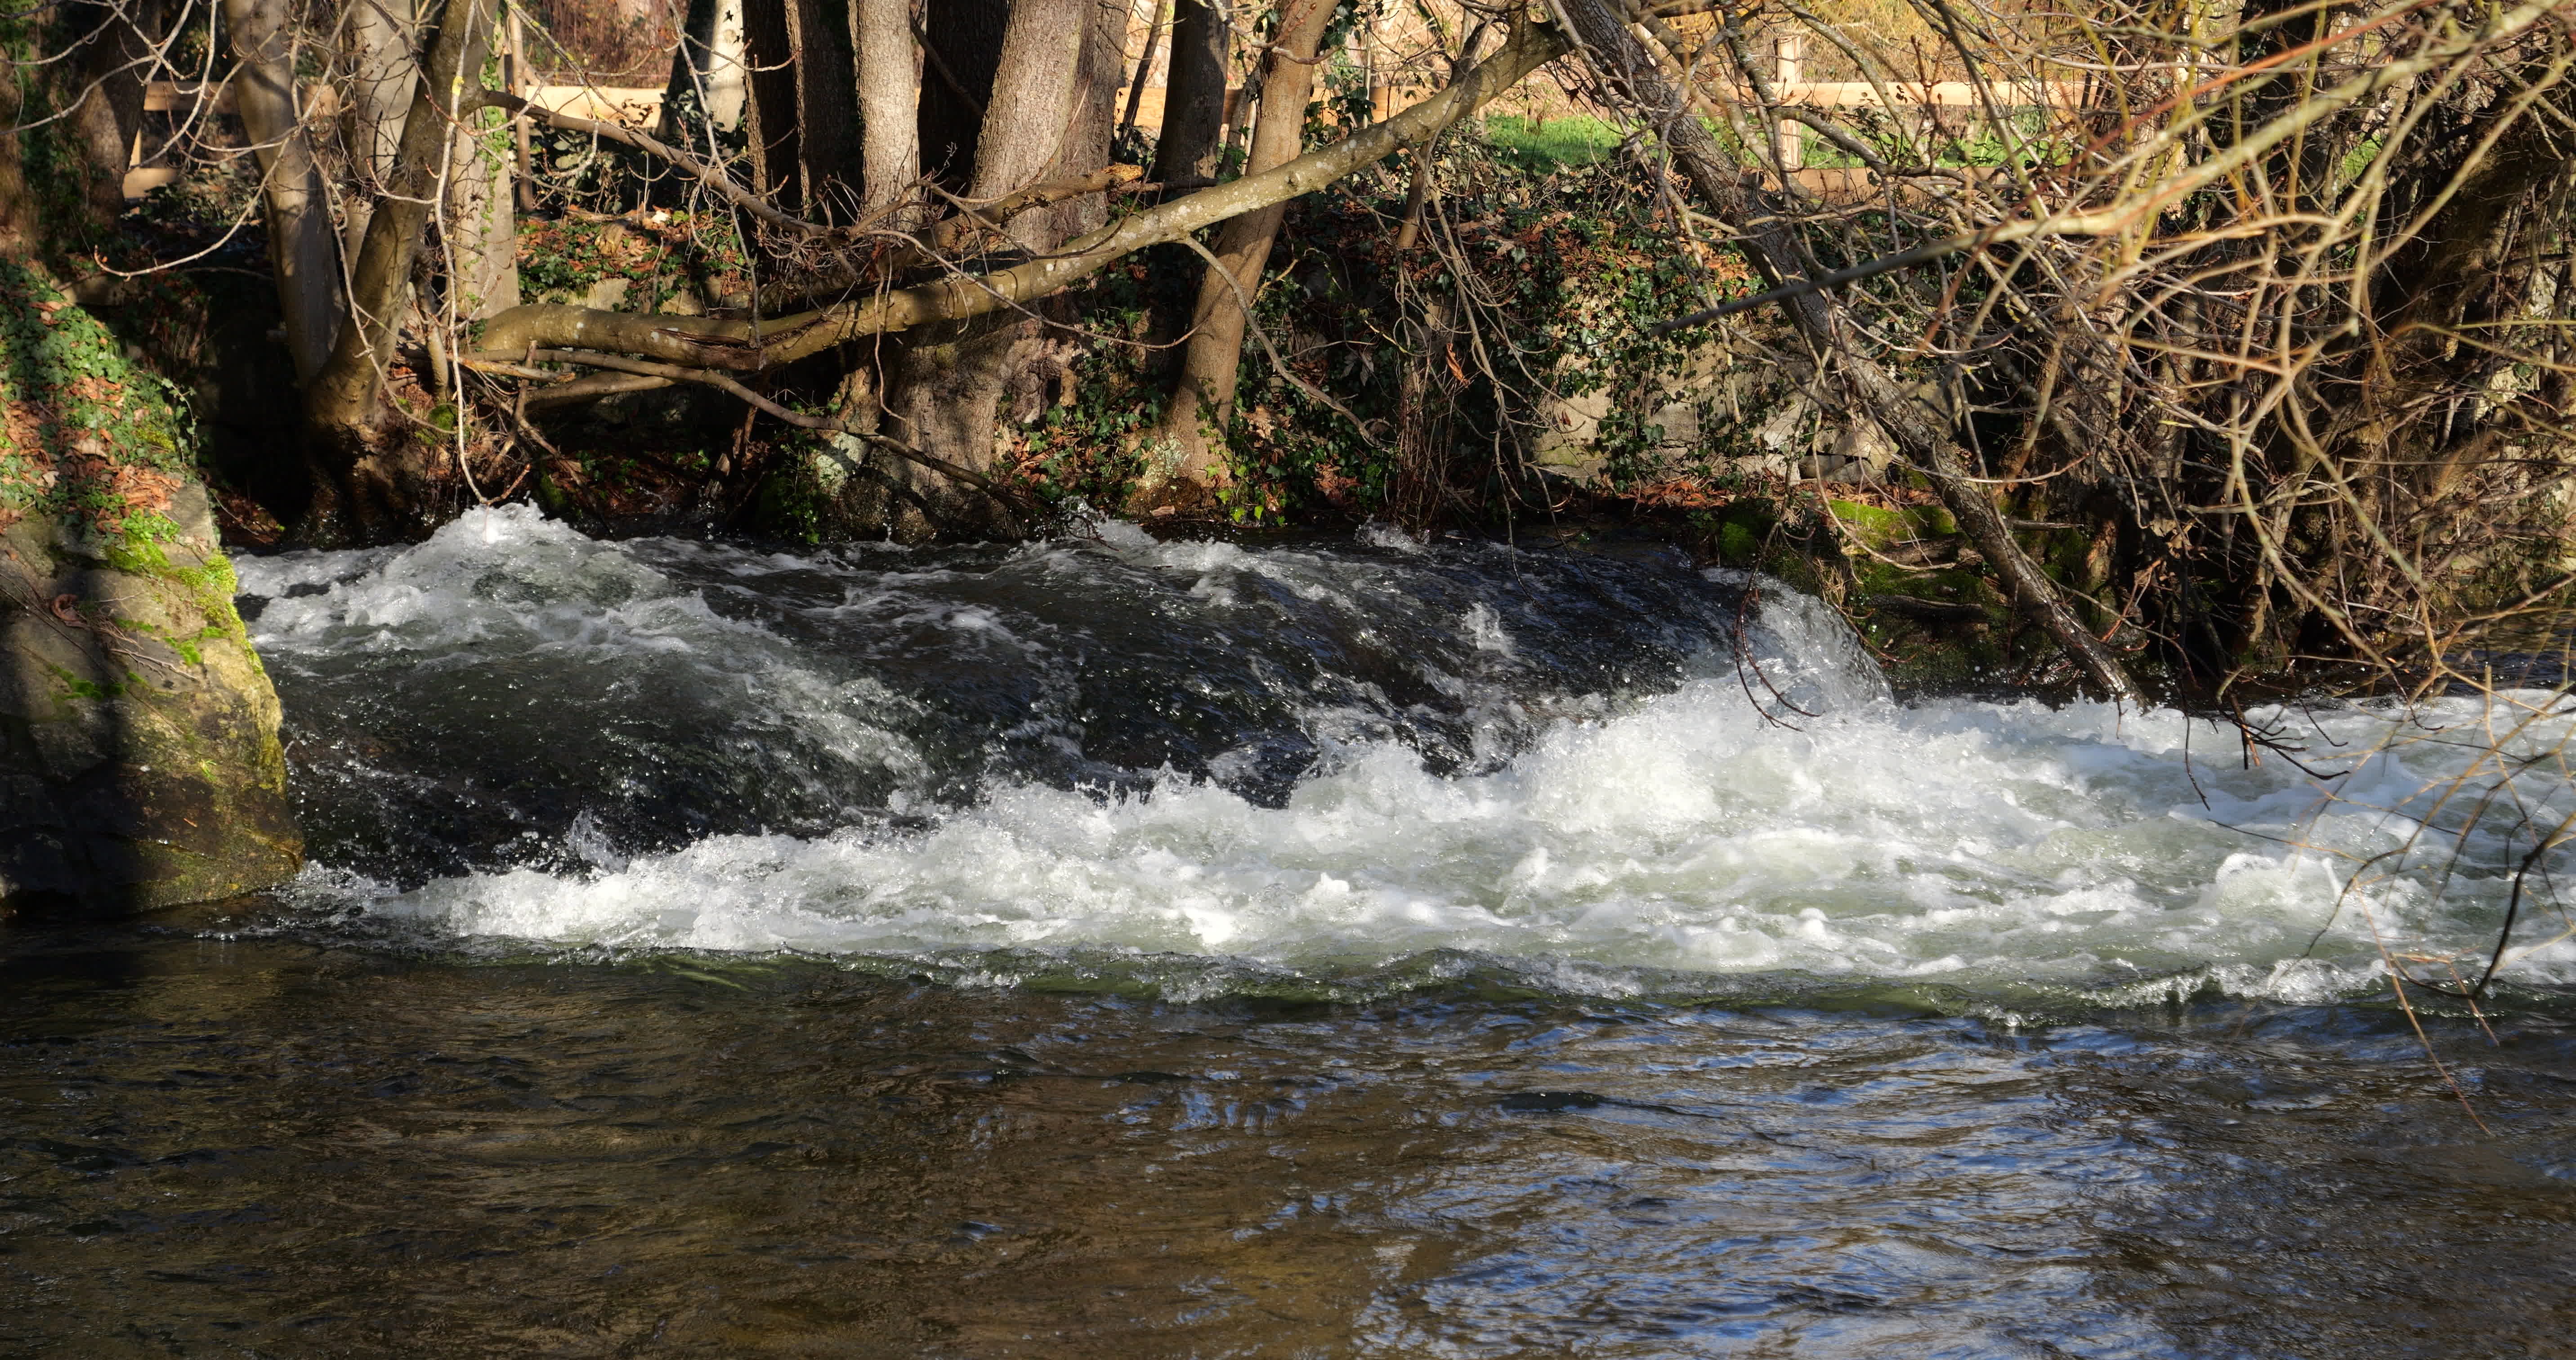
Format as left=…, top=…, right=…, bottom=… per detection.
left=0, top=482, right=300, bottom=910
left=0, top=259, right=299, bottom=911
left=1825, top=498, right=1956, bottom=547
left=1698, top=500, right=1777, bottom=566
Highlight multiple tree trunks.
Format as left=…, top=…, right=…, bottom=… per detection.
left=742, top=0, right=857, bottom=215
left=466, top=17, right=1570, bottom=539
left=470, top=22, right=1570, bottom=365
left=1147, top=0, right=1348, bottom=506
left=34, top=0, right=2558, bottom=696
left=300, top=0, right=505, bottom=541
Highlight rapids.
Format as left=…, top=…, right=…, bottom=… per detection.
left=5, top=505, right=2572, bottom=1357
left=239, top=505, right=2575, bottom=1008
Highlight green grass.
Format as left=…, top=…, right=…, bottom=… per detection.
left=1482, top=115, right=1624, bottom=171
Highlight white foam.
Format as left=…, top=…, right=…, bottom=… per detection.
left=374, top=675, right=2576, bottom=998
left=1356, top=521, right=1429, bottom=554
left=262, top=508, right=2576, bottom=1000
left=242, top=503, right=930, bottom=788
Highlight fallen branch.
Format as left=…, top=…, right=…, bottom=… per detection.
left=521, top=349, right=1033, bottom=526
left=474, top=20, right=1571, bottom=375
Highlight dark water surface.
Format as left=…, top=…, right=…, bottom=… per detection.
left=6, top=510, right=2574, bottom=1356
left=8, top=933, right=2573, bottom=1358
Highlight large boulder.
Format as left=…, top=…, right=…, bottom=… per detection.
left=0, top=480, right=301, bottom=910
left=0, top=264, right=300, bottom=912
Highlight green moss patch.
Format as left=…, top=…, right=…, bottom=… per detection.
left=0, top=259, right=197, bottom=542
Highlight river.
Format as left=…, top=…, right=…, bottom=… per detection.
left=4, top=505, right=2571, bottom=1356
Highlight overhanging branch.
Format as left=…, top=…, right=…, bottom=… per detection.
left=473, top=20, right=1572, bottom=374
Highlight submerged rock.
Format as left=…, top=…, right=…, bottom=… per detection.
left=0, top=483, right=301, bottom=910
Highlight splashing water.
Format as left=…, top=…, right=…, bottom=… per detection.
left=12, top=504, right=2576, bottom=1360
left=236, top=505, right=2576, bottom=1006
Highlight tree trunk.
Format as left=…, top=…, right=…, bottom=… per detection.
left=790, top=0, right=861, bottom=214
left=301, top=0, right=500, bottom=541
left=1557, top=0, right=2139, bottom=702
left=1045, top=0, right=1130, bottom=240
left=861, top=0, right=1120, bottom=538
left=741, top=0, right=801, bottom=206
left=1145, top=0, right=1341, bottom=505
left=662, top=0, right=748, bottom=139
left=971, top=0, right=1088, bottom=242
left=742, top=0, right=860, bottom=214
left=1118, top=0, right=1163, bottom=143
left=1149, top=0, right=1226, bottom=184
left=223, top=0, right=344, bottom=386
left=443, top=104, right=520, bottom=320
left=341, top=0, right=419, bottom=259
left=852, top=0, right=919, bottom=220
left=0, top=71, right=31, bottom=247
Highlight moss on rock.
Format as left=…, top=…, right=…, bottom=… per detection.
left=0, top=261, right=299, bottom=911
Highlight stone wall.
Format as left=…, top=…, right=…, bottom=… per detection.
left=1526, top=339, right=1898, bottom=489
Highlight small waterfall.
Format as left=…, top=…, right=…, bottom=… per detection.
left=237, top=506, right=2576, bottom=1003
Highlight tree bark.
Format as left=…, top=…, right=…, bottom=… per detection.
left=1118, top=0, right=1163, bottom=143
left=1555, top=0, right=2140, bottom=704
left=742, top=0, right=860, bottom=214
left=868, top=0, right=1102, bottom=539
left=1146, top=0, right=1342, bottom=504
left=970, top=0, right=1090, bottom=244
left=301, top=0, right=500, bottom=540
left=741, top=0, right=801, bottom=206
left=223, top=0, right=344, bottom=385
left=790, top=0, right=861, bottom=214
left=852, top=0, right=920, bottom=219
left=443, top=102, right=520, bottom=319
left=1150, top=0, right=1226, bottom=185
left=661, top=0, right=748, bottom=138
left=341, top=0, right=419, bottom=259
left=1046, top=0, right=1131, bottom=240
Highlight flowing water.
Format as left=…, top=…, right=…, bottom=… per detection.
left=5, top=506, right=2574, bottom=1357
